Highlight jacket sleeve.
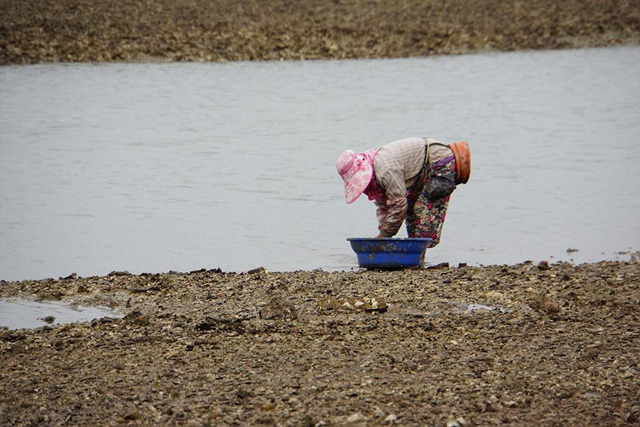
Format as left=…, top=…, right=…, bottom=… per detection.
left=375, top=197, right=407, bottom=237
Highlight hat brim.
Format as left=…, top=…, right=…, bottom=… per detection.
left=341, top=159, right=373, bottom=204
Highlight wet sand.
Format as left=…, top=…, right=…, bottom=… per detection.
left=1, top=0, right=639, bottom=65
left=1, top=260, right=639, bottom=425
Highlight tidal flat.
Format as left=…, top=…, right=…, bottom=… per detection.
left=1, top=260, right=638, bottom=425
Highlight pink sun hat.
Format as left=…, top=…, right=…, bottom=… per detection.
left=336, top=149, right=377, bottom=204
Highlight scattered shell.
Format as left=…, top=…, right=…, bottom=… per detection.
left=346, top=412, right=365, bottom=423
left=384, top=413, right=398, bottom=423
left=363, top=297, right=388, bottom=312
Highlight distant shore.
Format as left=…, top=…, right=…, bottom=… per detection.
left=2, top=0, right=639, bottom=65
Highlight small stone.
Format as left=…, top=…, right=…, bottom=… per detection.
left=372, top=406, right=385, bottom=418
left=40, top=315, right=55, bottom=324
left=346, top=412, right=365, bottom=423
left=91, top=317, right=116, bottom=326
left=384, top=413, right=398, bottom=423
left=428, top=262, right=450, bottom=269
left=363, top=297, right=388, bottom=312
left=542, top=299, right=561, bottom=315
left=446, top=417, right=466, bottom=427
left=537, top=261, right=550, bottom=270
left=108, top=270, right=131, bottom=277
left=123, top=411, right=141, bottom=421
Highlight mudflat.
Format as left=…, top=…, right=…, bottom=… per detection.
left=1, top=260, right=638, bottom=425
left=1, top=0, right=639, bottom=65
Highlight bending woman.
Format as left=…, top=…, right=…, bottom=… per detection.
left=336, top=137, right=470, bottom=247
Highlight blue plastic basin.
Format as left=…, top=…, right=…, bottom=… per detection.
left=347, top=238, right=432, bottom=269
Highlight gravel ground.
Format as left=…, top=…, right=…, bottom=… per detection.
left=1, top=260, right=639, bottom=425
left=1, top=0, right=640, bottom=64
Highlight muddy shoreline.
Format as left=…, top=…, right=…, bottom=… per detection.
left=1, top=260, right=638, bottom=425
left=2, top=0, right=640, bottom=65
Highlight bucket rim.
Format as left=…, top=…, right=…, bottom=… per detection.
left=346, top=237, right=432, bottom=242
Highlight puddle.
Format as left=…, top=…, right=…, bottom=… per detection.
left=388, top=303, right=514, bottom=318
left=454, top=302, right=513, bottom=314
left=0, top=297, right=122, bottom=330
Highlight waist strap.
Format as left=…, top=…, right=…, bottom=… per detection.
left=448, top=141, right=471, bottom=184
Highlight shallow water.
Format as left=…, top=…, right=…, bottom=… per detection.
left=0, top=297, right=121, bottom=330
left=1, top=47, right=639, bottom=281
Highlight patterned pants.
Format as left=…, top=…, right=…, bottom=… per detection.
left=406, top=157, right=456, bottom=247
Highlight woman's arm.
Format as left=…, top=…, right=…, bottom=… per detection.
left=375, top=197, right=407, bottom=237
